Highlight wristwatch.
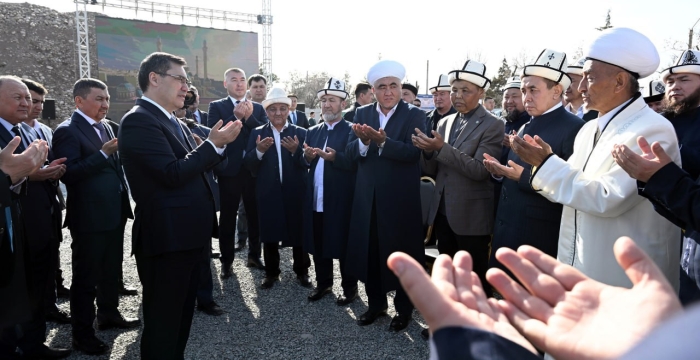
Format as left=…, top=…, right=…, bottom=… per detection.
left=378, top=141, right=386, bottom=149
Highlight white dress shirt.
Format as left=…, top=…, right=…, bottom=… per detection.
left=312, top=121, right=339, bottom=212
left=256, top=122, right=289, bottom=183
left=358, top=102, right=398, bottom=156
left=141, top=96, right=224, bottom=155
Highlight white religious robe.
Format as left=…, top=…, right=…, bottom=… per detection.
left=531, top=96, right=681, bottom=290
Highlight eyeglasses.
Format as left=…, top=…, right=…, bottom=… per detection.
left=156, top=73, right=192, bottom=86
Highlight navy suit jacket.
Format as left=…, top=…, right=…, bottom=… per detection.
left=288, top=110, right=309, bottom=129
left=52, top=112, right=133, bottom=234
left=244, top=122, right=307, bottom=246
left=207, top=97, right=267, bottom=177
left=119, top=99, right=226, bottom=256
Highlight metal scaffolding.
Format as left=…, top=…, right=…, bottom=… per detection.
left=73, top=0, right=272, bottom=79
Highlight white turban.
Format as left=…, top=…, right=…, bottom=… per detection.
left=367, top=60, right=406, bottom=86
left=584, top=27, right=659, bottom=79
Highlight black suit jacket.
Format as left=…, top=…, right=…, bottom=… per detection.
left=119, top=99, right=226, bottom=256
left=431, top=327, right=540, bottom=360
left=343, top=102, right=361, bottom=123
left=52, top=112, right=133, bottom=233
left=193, top=109, right=208, bottom=125
left=207, top=97, right=267, bottom=177
left=288, top=110, right=309, bottom=129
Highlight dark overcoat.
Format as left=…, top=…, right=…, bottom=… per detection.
left=344, top=101, right=426, bottom=293
left=244, top=122, right=307, bottom=246
left=301, top=120, right=356, bottom=258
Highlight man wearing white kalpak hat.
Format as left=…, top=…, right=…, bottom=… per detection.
left=425, top=74, right=456, bottom=136
left=243, top=85, right=311, bottom=289
left=344, top=60, right=426, bottom=332
left=565, top=57, right=599, bottom=121
left=413, top=59, right=503, bottom=290
left=511, top=28, right=682, bottom=289
left=483, top=49, right=584, bottom=286
left=301, top=78, right=358, bottom=304
left=643, top=80, right=665, bottom=113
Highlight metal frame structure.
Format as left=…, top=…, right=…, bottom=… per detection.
left=73, top=0, right=273, bottom=80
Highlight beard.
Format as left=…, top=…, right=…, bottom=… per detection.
left=505, top=108, right=524, bottom=122
left=663, top=86, right=700, bottom=118
left=323, top=111, right=341, bottom=122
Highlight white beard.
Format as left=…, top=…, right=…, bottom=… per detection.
left=323, top=111, right=341, bottom=122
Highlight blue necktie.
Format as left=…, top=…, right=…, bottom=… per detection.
left=4, top=207, right=13, bottom=253
left=169, top=116, right=187, bottom=144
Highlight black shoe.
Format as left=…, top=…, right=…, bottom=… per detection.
left=72, top=336, right=108, bottom=355
left=211, top=251, right=221, bottom=259
left=261, top=276, right=279, bottom=289
left=307, top=286, right=332, bottom=301
left=297, top=274, right=312, bottom=288
left=247, top=257, right=265, bottom=270
left=221, top=263, right=233, bottom=279
left=119, top=284, right=138, bottom=296
left=197, top=301, right=225, bottom=316
left=96, top=314, right=141, bottom=330
left=46, top=308, right=71, bottom=324
left=389, top=313, right=412, bottom=332
left=421, top=328, right=430, bottom=340
left=356, top=308, right=387, bottom=326
left=56, top=284, right=70, bottom=299
left=336, top=289, right=358, bottom=306
left=22, top=344, right=71, bottom=359
left=234, top=240, right=246, bottom=252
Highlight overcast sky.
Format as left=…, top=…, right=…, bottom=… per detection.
left=8, top=0, right=700, bottom=92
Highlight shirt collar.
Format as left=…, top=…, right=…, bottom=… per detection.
left=75, top=108, right=102, bottom=126
left=542, top=102, right=562, bottom=116
left=597, top=97, right=634, bottom=132
left=140, top=96, right=173, bottom=119
left=0, top=117, right=18, bottom=133
left=228, top=95, right=245, bottom=104
left=31, top=120, right=42, bottom=132
left=272, top=121, right=289, bottom=133
left=375, top=102, right=398, bottom=117
left=325, top=120, right=340, bottom=130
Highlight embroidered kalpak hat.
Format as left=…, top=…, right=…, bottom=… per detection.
left=566, top=57, right=587, bottom=76
left=317, top=78, right=349, bottom=100
left=661, top=50, right=700, bottom=81
left=643, top=80, right=665, bottom=103
left=522, top=49, right=572, bottom=90
left=429, top=74, right=451, bottom=94
left=448, top=60, right=491, bottom=90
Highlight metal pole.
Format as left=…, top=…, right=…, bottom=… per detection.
left=425, top=60, right=429, bottom=95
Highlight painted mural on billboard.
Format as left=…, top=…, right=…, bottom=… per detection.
left=95, top=15, right=259, bottom=121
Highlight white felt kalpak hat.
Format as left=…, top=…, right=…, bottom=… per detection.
left=644, top=80, right=666, bottom=102
left=367, top=60, right=406, bottom=86
left=429, top=74, right=450, bottom=94
left=262, top=85, right=291, bottom=109
left=502, top=74, right=521, bottom=91
left=522, top=49, right=572, bottom=90
left=585, top=27, right=659, bottom=79
left=566, top=57, right=587, bottom=76
left=317, top=78, right=348, bottom=100
left=661, top=50, right=700, bottom=81
left=448, top=60, right=491, bottom=90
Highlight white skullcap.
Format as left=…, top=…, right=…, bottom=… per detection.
left=367, top=60, right=406, bottom=86
left=262, top=85, right=291, bottom=109
left=584, top=27, right=660, bottom=79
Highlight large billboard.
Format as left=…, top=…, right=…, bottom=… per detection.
left=95, top=16, right=259, bottom=121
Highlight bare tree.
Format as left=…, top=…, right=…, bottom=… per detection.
left=286, top=71, right=354, bottom=109
left=510, top=48, right=532, bottom=71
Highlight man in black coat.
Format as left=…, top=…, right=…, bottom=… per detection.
left=208, top=67, right=267, bottom=277
left=119, top=52, right=240, bottom=359
left=564, top=57, right=599, bottom=122
left=287, top=93, right=310, bottom=129
left=52, top=78, right=139, bottom=355
left=345, top=60, right=426, bottom=332
left=343, top=82, right=373, bottom=122
left=188, top=85, right=208, bottom=125
left=244, top=86, right=310, bottom=289
left=424, top=74, right=456, bottom=136
left=483, top=50, right=584, bottom=282
left=302, top=78, right=358, bottom=303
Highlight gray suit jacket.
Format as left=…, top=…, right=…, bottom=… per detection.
left=421, top=105, right=504, bottom=235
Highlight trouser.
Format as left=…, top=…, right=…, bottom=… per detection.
left=218, top=172, right=259, bottom=264
left=196, top=247, right=214, bottom=306
left=365, top=201, right=412, bottom=315
left=136, top=247, right=203, bottom=360
left=311, top=212, right=357, bottom=294
left=263, top=243, right=310, bottom=278
left=44, top=211, right=63, bottom=314
left=435, top=212, right=492, bottom=290
left=70, top=227, right=123, bottom=339
left=0, top=244, right=51, bottom=355
left=236, top=200, right=248, bottom=242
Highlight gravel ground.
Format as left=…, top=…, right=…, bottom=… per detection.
left=44, top=204, right=430, bottom=360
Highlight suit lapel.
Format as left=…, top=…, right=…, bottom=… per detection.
left=452, top=106, right=488, bottom=148
left=0, top=125, right=16, bottom=150
left=73, top=113, right=104, bottom=151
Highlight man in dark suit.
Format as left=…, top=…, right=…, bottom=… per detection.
left=483, top=50, right=584, bottom=286
left=414, top=60, right=504, bottom=290
left=0, top=76, right=71, bottom=359
left=565, top=57, right=599, bottom=121
left=244, top=86, right=310, bottom=289
left=345, top=60, right=426, bottom=332
left=425, top=74, right=456, bottom=135
left=287, top=94, right=310, bottom=129
left=302, top=78, right=358, bottom=303
left=52, top=78, right=139, bottom=355
left=119, top=52, right=241, bottom=359
left=188, top=85, right=208, bottom=125
left=343, top=82, right=373, bottom=122
left=208, top=67, right=267, bottom=277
